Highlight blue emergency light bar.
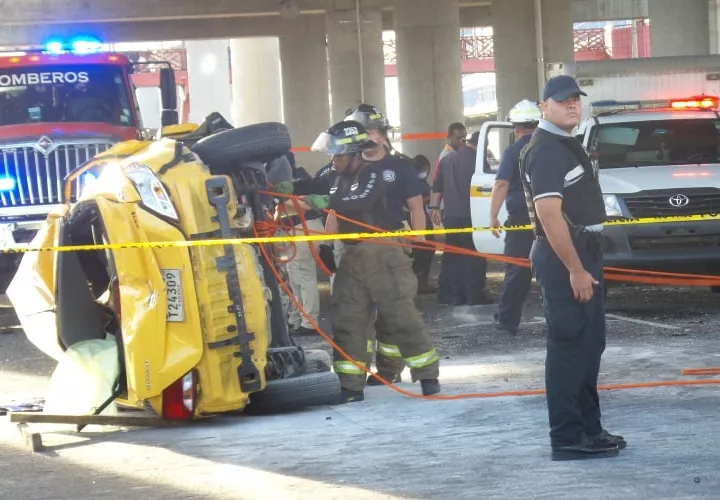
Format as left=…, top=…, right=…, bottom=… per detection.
left=43, top=36, right=104, bottom=55
left=0, top=176, right=16, bottom=193
left=590, top=96, right=720, bottom=116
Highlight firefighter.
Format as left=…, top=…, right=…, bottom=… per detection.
left=342, top=104, right=427, bottom=386
left=310, top=120, right=441, bottom=403
left=490, top=99, right=542, bottom=334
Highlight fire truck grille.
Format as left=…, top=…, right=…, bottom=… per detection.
left=0, top=142, right=113, bottom=207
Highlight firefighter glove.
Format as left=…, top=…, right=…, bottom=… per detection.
left=273, top=180, right=294, bottom=195
left=305, top=194, right=330, bottom=210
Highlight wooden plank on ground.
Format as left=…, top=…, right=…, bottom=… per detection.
left=15, top=423, right=44, bottom=453
left=8, top=412, right=174, bottom=427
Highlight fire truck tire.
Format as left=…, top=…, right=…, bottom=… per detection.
left=191, top=122, right=291, bottom=170
left=0, top=254, right=21, bottom=293
left=244, top=372, right=341, bottom=415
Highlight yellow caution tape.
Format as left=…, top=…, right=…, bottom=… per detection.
left=1, top=212, right=719, bottom=254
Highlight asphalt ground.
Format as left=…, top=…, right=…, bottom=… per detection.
left=1, top=258, right=720, bottom=499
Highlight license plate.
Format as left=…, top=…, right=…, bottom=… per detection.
left=161, top=269, right=185, bottom=322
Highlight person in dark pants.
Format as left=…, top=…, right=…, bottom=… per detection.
left=429, top=132, right=493, bottom=306
left=490, top=99, right=542, bottom=334
left=408, top=154, right=437, bottom=294
left=519, top=75, right=626, bottom=461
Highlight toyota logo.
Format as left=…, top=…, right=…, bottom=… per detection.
left=668, top=194, right=690, bottom=208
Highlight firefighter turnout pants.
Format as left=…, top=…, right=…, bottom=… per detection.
left=331, top=241, right=440, bottom=392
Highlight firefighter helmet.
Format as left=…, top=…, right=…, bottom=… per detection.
left=311, top=120, right=376, bottom=156
left=344, top=104, right=391, bottom=131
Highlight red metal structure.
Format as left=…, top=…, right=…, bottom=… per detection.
left=384, top=23, right=651, bottom=76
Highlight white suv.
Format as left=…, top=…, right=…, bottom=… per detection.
left=470, top=97, right=720, bottom=278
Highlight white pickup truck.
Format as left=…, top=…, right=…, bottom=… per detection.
left=471, top=67, right=720, bottom=286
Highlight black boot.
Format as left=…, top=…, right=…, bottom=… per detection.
left=589, top=429, right=627, bottom=450
left=551, top=436, right=619, bottom=461
left=334, top=388, right=364, bottom=404
left=421, top=379, right=441, bottom=396
left=367, top=372, right=402, bottom=386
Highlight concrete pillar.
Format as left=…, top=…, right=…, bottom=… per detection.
left=492, top=0, right=574, bottom=121
left=326, top=8, right=386, bottom=123
left=392, top=0, right=464, bottom=161
left=710, top=0, right=720, bottom=54
left=648, top=0, right=709, bottom=56
left=229, top=37, right=283, bottom=126
left=185, top=39, right=233, bottom=124
left=279, top=15, right=332, bottom=172
left=540, top=0, right=575, bottom=83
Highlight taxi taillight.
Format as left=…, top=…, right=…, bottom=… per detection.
left=162, top=370, right=198, bottom=420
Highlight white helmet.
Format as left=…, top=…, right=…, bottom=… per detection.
left=507, top=99, right=542, bottom=125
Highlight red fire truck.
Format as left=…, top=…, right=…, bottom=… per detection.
left=0, top=37, right=178, bottom=288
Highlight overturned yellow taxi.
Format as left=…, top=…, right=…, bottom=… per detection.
left=8, top=116, right=339, bottom=420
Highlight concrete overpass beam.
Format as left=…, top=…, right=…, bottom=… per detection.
left=392, top=0, right=464, bottom=161
left=279, top=14, right=331, bottom=171
left=648, top=0, right=709, bottom=56
left=229, top=38, right=283, bottom=126
left=326, top=8, right=386, bottom=123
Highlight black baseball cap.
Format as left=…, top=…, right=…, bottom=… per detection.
left=542, top=75, right=587, bottom=102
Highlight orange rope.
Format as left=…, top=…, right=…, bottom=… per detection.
left=681, top=368, right=720, bottom=376
left=252, top=223, right=720, bottom=400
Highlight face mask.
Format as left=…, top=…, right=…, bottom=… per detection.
left=418, top=171, right=428, bottom=180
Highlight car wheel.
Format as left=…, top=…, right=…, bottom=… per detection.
left=190, top=122, right=291, bottom=172
left=244, top=372, right=341, bottom=414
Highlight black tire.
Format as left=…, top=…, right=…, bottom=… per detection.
left=0, top=254, right=21, bottom=293
left=244, top=372, right=341, bottom=414
left=191, top=122, right=291, bottom=170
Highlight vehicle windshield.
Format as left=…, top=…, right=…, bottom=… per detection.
left=594, top=118, right=720, bottom=168
left=0, top=64, right=135, bottom=127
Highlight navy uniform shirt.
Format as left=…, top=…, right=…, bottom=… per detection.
left=364, top=153, right=424, bottom=230
left=495, top=133, right=532, bottom=218
left=328, top=163, right=393, bottom=236
left=520, top=127, right=605, bottom=238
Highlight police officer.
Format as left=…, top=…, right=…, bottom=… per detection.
left=519, top=75, right=626, bottom=460
left=343, top=104, right=427, bottom=386
left=490, top=99, right=542, bottom=334
left=311, top=120, right=441, bottom=403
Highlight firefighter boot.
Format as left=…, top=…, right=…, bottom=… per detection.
left=421, top=379, right=441, bottom=396
left=337, top=388, right=364, bottom=404
left=366, top=372, right=402, bottom=386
